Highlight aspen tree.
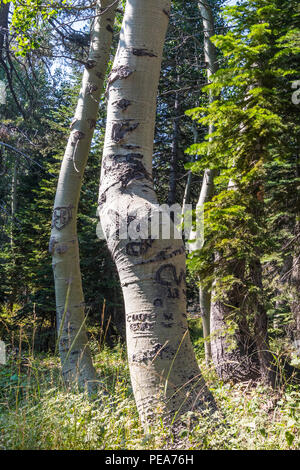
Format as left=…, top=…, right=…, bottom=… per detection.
left=50, top=0, right=118, bottom=389
left=98, top=0, right=215, bottom=427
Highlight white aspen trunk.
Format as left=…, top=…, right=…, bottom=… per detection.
left=98, top=0, right=215, bottom=428
left=50, top=0, right=118, bottom=389
left=188, top=1, right=218, bottom=363
left=168, top=73, right=179, bottom=207
left=182, top=124, right=198, bottom=217
left=0, top=2, right=9, bottom=57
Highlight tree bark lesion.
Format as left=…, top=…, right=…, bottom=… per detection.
left=131, top=48, right=157, bottom=57
left=111, top=121, right=140, bottom=143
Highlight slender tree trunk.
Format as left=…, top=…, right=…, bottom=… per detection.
left=290, top=158, right=300, bottom=355
left=50, top=0, right=118, bottom=389
left=98, top=0, right=215, bottom=428
left=210, top=258, right=260, bottom=382
left=182, top=124, right=198, bottom=216
left=168, top=75, right=179, bottom=207
left=0, top=2, right=9, bottom=58
left=290, top=219, right=300, bottom=355
left=250, top=257, right=276, bottom=387
left=189, top=1, right=219, bottom=363
left=10, top=157, right=17, bottom=248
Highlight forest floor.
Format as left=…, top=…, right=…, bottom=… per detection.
left=0, top=319, right=299, bottom=450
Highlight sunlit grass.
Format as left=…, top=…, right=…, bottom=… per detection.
left=0, top=335, right=299, bottom=450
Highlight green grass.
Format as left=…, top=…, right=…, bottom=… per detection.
left=0, top=336, right=299, bottom=450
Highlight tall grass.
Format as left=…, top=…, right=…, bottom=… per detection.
left=0, top=317, right=299, bottom=450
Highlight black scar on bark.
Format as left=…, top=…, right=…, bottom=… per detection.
left=95, top=71, right=103, bottom=79
left=101, top=153, right=151, bottom=193
left=114, top=98, right=131, bottom=111
left=87, top=82, right=98, bottom=94
left=108, top=65, right=133, bottom=87
left=119, top=159, right=151, bottom=187
left=112, top=153, right=143, bottom=161
left=111, top=121, right=139, bottom=143
left=106, top=24, right=113, bottom=33
left=131, top=48, right=157, bottom=57
left=55, top=244, right=68, bottom=255
left=87, top=118, right=96, bottom=129
left=71, top=130, right=85, bottom=145
left=98, top=192, right=106, bottom=205
left=85, top=59, right=97, bottom=69
left=121, top=144, right=141, bottom=150
left=49, top=236, right=57, bottom=254
left=163, top=9, right=170, bottom=18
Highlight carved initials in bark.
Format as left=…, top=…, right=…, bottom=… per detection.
left=155, top=263, right=185, bottom=287
left=130, top=321, right=155, bottom=332
left=126, top=237, right=155, bottom=256
left=153, top=298, right=163, bottom=307
left=167, top=287, right=179, bottom=299
left=52, top=206, right=73, bottom=230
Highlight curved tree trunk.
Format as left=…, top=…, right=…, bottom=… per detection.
left=50, top=0, right=118, bottom=389
left=98, top=0, right=215, bottom=428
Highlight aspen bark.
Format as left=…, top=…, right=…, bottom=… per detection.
left=188, top=1, right=218, bottom=363
left=167, top=74, right=179, bottom=207
left=0, top=2, right=9, bottom=57
left=50, top=0, right=118, bottom=389
left=98, top=0, right=215, bottom=428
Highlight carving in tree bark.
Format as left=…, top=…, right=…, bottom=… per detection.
left=98, top=0, right=215, bottom=428
left=50, top=0, right=118, bottom=389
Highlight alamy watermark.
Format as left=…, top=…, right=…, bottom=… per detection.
left=292, top=80, right=300, bottom=105
left=96, top=203, right=204, bottom=253
left=0, top=340, right=6, bottom=365
left=0, top=80, right=6, bottom=105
